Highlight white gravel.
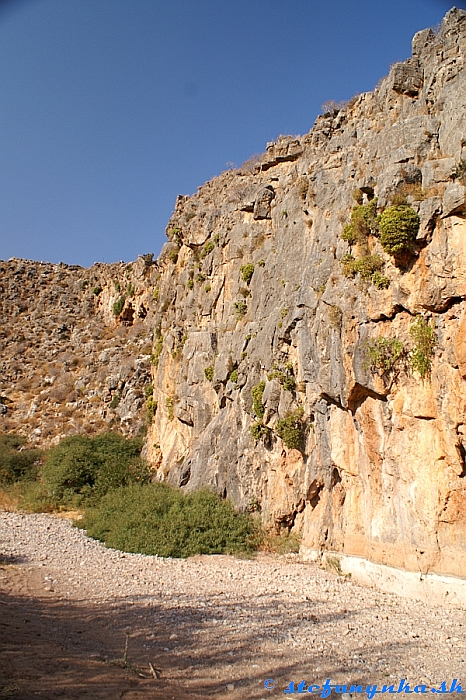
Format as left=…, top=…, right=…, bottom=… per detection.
left=1, top=510, right=465, bottom=697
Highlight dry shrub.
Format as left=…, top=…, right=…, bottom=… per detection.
left=0, top=486, right=20, bottom=511
left=49, top=384, right=72, bottom=403
left=241, top=153, right=263, bottom=173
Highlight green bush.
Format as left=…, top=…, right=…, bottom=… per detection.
left=341, top=199, right=379, bottom=245
left=249, top=422, right=271, bottom=442
left=42, top=433, right=149, bottom=505
left=240, top=263, right=255, bottom=285
left=168, top=248, right=179, bottom=264
left=234, top=301, right=247, bottom=319
left=341, top=254, right=388, bottom=287
left=251, top=382, right=266, bottom=420
left=150, top=328, right=163, bottom=368
left=410, top=316, right=437, bottom=379
left=0, top=434, right=43, bottom=485
left=109, top=393, right=121, bottom=409
left=353, top=254, right=383, bottom=281
left=275, top=410, right=304, bottom=450
left=204, top=365, right=214, bottom=381
left=352, top=188, right=364, bottom=205
left=113, top=296, right=125, bottom=316
left=229, top=369, right=238, bottom=383
left=363, top=337, right=404, bottom=375
left=169, top=227, right=183, bottom=244
left=200, top=241, right=215, bottom=259
left=267, top=364, right=295, bottom=391
left=92, top=286, right=102, bottom=296
left=341, top=253, right=357, bottom=277
left=146, top=396, right=157, bottom=423
left=379, top=205, right=419, bottom=255
left=78, top=483, right=257, bottom=558
left=371, top=271, right=390, bottom=289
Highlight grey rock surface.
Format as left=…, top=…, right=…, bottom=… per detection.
left=146, top=8, right=466, bottom=579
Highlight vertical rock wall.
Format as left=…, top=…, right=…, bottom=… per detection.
left=148, top=8, right=466, bottom=578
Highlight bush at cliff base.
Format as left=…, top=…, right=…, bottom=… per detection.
left=77, top=482, right=258, bottom=558
left=42, top=432, right=150, bottom=506
left=0, top=433, right=43, bottom=485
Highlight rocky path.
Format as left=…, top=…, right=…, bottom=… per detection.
left=0, top=511, right=465, bottom=699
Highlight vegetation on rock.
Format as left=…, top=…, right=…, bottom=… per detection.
left=410, top=316, right=437, bottom=379
left=112, top=296, right=125, bottom=316
left=240, top=263, right=255, bottom=285
left=251, top=382, right=266, bottom=420
left=379, top=205, right=419, bottom=255
left=204, top=365, right=214, bottom=381
left=364, top=336, right=405, bottom=375
left=275, top=409, right=305, bottom=450
left=341, top=199, right=379, bottom=245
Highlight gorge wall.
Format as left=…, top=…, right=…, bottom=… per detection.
left=1, top=8, right=466, bottom=582
left=147, top=8, right=466, bottom=579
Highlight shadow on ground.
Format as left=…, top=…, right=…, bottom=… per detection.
left=0, top=567, right=416, bottom=699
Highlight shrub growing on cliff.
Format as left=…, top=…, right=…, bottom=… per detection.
left=275, top=409, right=305, bottom=450
left=200, top=241, right=215, bottom=259
left=204, top=365, right=214, bottom=381
left=267, top=363, right=295, bottom=392
left=341, top=199, right=379, bottom=245
left=234, top=301, right=247, bottom=319
left=150, top=328, right=163, bottom=368
left=363, top=336, right=405, bottom=375
left=371, top=271, right=390, bottom=289
left=78, top=483, right=257, bottom=558
left=410, top=316, right=437, bottom=379
left=113, top=296, right=125, bottom=316
left=168, top=248, right=179, bottom=264
left=240, top=263, right=255, bottom=285
left=249, top=421, right=271, bottom=441
left=379, top=205, right=419, bottom=255
left=251, top=382, right=266, bottom=420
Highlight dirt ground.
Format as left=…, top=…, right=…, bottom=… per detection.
left=1, top=513, right=465, bottom=700
left=0, top=563, right=196, bottom=699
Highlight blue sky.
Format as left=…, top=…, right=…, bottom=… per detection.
left=0, top=0, right=461, bottom=267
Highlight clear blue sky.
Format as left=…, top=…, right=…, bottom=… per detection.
left=0, top=0, right=461, bottom=267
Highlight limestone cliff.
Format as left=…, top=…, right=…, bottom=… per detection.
left=147, top=8, right=466, bottom=579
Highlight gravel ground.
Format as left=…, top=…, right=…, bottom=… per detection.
left=1, top=511, right=465, bottom=699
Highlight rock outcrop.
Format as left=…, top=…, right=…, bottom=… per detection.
left=146, top=8, right=466, bottom=579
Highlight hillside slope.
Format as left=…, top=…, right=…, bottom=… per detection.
left=0, top=256, right=159, bottom=443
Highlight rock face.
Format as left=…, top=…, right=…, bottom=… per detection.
left=0, top=256, right=159, bottom=445
left=147, top=8, right=466, bottom=579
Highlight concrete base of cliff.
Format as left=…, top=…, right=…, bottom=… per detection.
left=301, top=547, right=466, bottom=610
